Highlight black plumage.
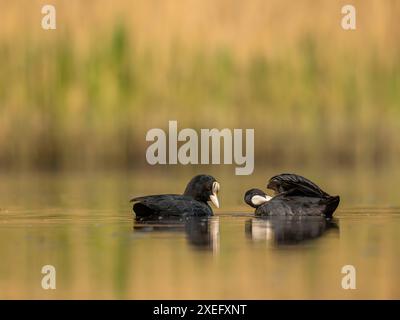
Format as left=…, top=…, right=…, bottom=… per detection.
left=131, top=174, right=220, bottom=220
left=244, top=173, right=340, bottom=218
left=267, top=173, right=329, bottom=197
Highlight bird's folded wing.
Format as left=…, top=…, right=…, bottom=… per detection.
left=267, top=173, right=330, bottom=197
left=131, top=194, right=202, bottom=215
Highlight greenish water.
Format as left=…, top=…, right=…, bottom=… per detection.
left=1, top=171, right=400, bottom=299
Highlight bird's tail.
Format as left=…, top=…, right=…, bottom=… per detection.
left=324, top=195, right=340, bottom=219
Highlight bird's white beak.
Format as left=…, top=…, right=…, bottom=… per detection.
left=210, top=194, right=219, bottom=208
left=210, top=181, right=220, bottom=208
left=251, top=195, right=271, bottom=206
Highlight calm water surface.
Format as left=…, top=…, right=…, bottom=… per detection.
left=1, top=170, right=400, bottom=299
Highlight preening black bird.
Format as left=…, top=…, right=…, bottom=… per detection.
left=131, top=174, right=220, bottom=220
left=244, top=173, right=340, bottom=218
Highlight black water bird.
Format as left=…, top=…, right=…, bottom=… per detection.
left=131, top=174, right=220, bottom=220
left=244, top=173, right=340, bottom=218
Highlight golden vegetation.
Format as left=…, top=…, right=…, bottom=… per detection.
left=1, top=0, right=400, bottom=170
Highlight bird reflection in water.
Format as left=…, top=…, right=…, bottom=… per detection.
left=133, top=216, right=220, bottom=253
left=245, top=216, right=338, bottom=246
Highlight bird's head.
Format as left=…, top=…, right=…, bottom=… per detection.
left=184, top=174, right=220, bottom=208
left=244, top=188, right=272, bottom=208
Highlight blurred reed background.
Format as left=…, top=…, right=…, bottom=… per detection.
left=0, top=0, right=400, bottom=171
